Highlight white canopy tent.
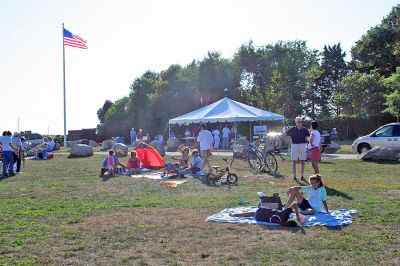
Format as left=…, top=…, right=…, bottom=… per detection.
left=168, top=97, right=284, bottom=139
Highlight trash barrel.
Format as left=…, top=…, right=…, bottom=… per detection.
left=114, top=137, right=125, bottom=144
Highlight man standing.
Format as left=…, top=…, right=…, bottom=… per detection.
left=196, top=124, right=214, bottom=173
left=212, top=127, right=220, bottom=149
left=130, top=128, right=136, bottom=145
left=287, top=117, right=310, bottom=182
left=221, top=124, right=230, bottom=149
left=11, top=132, right=23, bottom=173
left=1, top=131, right=16, bottom=177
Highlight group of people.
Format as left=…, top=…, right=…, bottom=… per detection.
left=286, top=117, right=321, bottom=181
left=171, top=123, right=237, bottom=150
left=129, top=128, right=144, bottom=145
left=1, top=131, right=59, bottom=177
left=101, top=149, right=142, bottom=176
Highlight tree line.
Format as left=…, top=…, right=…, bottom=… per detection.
left=97, top=5, right=400, bottom=138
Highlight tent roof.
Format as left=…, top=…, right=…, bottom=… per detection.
left=169, top=97, right=284, bottom=125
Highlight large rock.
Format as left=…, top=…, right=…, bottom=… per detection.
left=149, top=140, right=165, bottom=157
left=324, top=141, right=341, bottom=153
left=112, top=143, right=129, bottom=156
left=70, top=144, right=94, bottom=157
left=54, top=143, right=61, bottom=150
left=67, top=140, right=81, bottom=148
left=88, top=140, right=99, bottom=147
left=166, top=137, right=179, bottom=152
left=102, top=140, right=114, bottom=150
left=361, top=146, right=399, bottom=161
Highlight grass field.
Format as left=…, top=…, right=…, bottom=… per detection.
left=0, top=154, right=399, bottom=265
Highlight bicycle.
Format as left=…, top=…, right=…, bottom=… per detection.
left=207, top=158, right=238, bottom=186
left=247, top=141, right=278, bottom=173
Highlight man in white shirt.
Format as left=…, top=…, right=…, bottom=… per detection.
left=212, top=127, right=220, bottom=149
left=221, top=124, right=230, bottom=149
left=196, top=124, right=214, bottom=173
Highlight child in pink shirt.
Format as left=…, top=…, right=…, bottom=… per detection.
left=101, top=150, right=115, bottom=176
left=126, top=151, right=141, bottom=174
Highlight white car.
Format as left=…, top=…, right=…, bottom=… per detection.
left=25, top=133, right=44, bottom=145
left=351, top=123, right=400, bottom=154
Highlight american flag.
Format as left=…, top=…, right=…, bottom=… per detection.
left=63, top=28, right=87, bottom=49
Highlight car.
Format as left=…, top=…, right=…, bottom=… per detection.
left=351, top=123, right=400, bottom=154
left=25, top=132, right=44, bottom=145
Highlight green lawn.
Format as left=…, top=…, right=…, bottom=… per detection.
left=0, top=154, right=399, bottom=265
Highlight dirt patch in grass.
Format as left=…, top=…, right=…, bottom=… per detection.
left=74, top=208, right=297, bottom=265
left=383, top=189, right=400, bottom=199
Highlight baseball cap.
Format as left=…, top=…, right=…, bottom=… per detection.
left=257, top=192, right=266, bottom=197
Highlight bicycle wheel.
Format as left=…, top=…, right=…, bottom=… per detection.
left=278, top=145, right=291, bottom=161
left=248, top=151, right=262, bottom=171
left=263, top=153, right=278, bottom=173
left=227, top=173, right=238, bottom=184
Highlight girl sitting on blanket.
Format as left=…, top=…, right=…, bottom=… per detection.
left=126, top=151, right=141, bottom=174
left=285, top=174, right=329, bottom=214
left=171, top=145, right=190, bottom=168
left=101, top=150, right=115, bottom=176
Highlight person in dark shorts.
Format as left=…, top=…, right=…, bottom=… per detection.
left=285, top=174, right=329, bottom=215
left=230, top=202, right=305, bottom=226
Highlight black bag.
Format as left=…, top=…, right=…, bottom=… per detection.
left=258, top=192, right=283, bottom=210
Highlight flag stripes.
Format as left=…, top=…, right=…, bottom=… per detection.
left=63, top=28, right=87, bottom=49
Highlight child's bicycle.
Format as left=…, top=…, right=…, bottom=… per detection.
left=207, top=158, right=238, bottom=186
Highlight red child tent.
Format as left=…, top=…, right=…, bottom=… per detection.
left=135, top=142, right=165, bottom=168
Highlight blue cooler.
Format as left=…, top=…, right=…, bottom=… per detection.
left=115, top=137, right=125, bottom=143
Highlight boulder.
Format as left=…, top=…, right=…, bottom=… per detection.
left=324, top=141, right=341, bottom=153
left=166, top=137, right=179, bottom=152
left=112, top=143, right=129, bottom=156
left=67, top=140, right=81, bottom=148
left=361, top=146, right=399, bottom=161
left=149, top=140, right=166, bottom=157
left=54, top=143, right=61, bottom=150
left=70, top=144, right=93, bottom=157
left=102, top=140, right=114, bottom=150
left=88, top=140, right=99, bottom=147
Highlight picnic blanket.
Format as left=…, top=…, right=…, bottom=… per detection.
left=130, top=172, right=163, bottom=179
left=206, top=206, right=357, bottom=227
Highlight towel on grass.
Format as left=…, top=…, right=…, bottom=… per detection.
left=206, top=206, right=357, bottom=227
left=131, top=172, right=163, bottom=179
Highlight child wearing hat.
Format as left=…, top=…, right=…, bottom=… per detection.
left=189, top=149, right=202, bottom=174
left=113, top=149, right=125, bottom=174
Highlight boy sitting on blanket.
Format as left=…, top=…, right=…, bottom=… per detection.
left=231, top=192, right=306, bottom=227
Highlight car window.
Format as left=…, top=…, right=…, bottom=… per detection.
left=374, top=126, right=393, bottom=137
left=393, top=125, right=400, bottom=137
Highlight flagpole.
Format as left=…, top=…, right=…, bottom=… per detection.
left=62, top=23, right=67, bottom=148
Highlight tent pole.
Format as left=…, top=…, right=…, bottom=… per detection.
left=249, top=121, right=252, bottom=142
left=168, top=123, right=171, bottom=139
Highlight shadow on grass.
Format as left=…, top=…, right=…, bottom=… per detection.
left=325, top=186, right=353, bottom=200
left=266, top=171, right=286, bottom=179
left=99, top=174, right=116, bottom=181
left=67, top=155, right=94, bottom=159
left=319, top=161, right=336, bottom=165
left=362, top=160, right=400, bottom=165
left=259, top=224, right=307, bottom=235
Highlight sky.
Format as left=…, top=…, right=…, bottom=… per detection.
left=0, top=0, right=398, bottom=135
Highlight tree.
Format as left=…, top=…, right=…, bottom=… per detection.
left=317, top=43, right=348, bottom=117
left=97, top=100, right=113, bottom=125
left=351, top=5, right=400, bottom=77
left=333, top=72, right=387, bottom=117
left=383, top=67, right=400, bottom=121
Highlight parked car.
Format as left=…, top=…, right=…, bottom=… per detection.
left=25, top=132, right=44, bottom=145
left=351, top=123, right=400, bottom=154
